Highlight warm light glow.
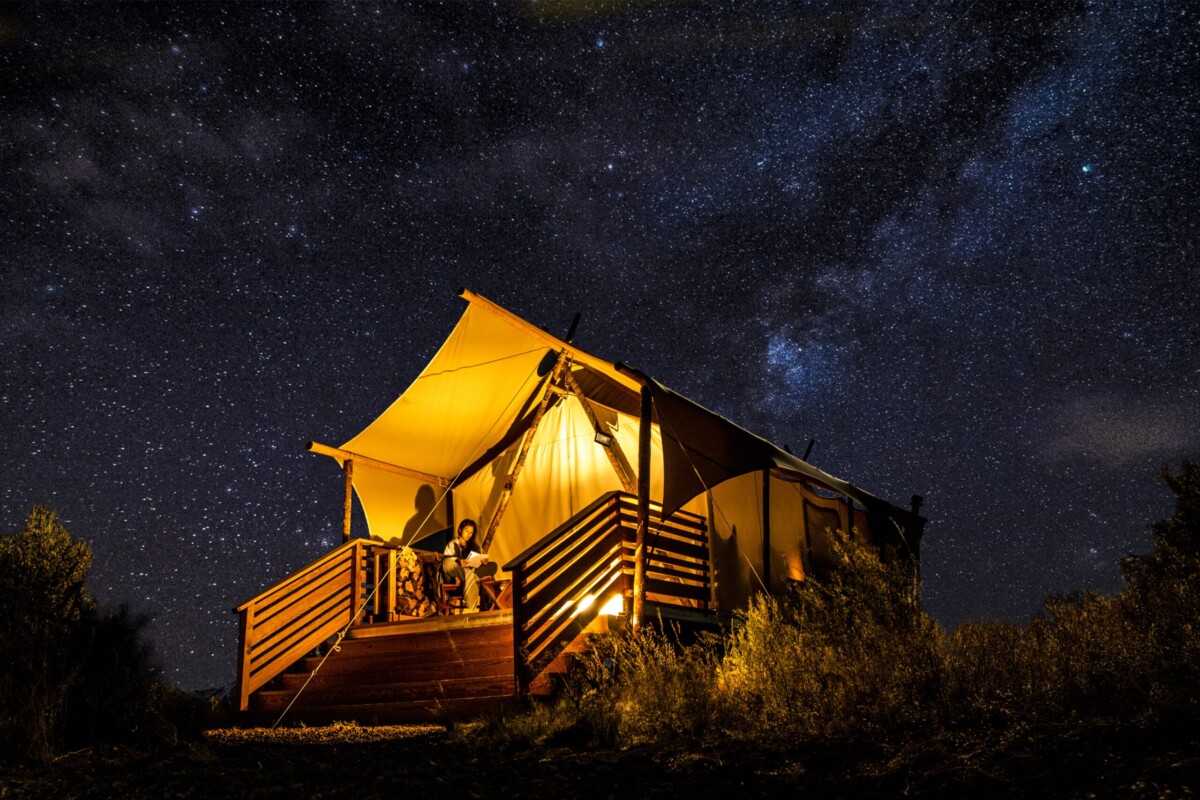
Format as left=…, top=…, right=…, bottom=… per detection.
left=571, top=594, right=596, bottom=618
left=599, top=594, right=624, bottom=616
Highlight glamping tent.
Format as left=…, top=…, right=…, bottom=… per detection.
left=234, top=290, right=925, bottom=721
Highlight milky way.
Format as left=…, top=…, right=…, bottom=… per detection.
left=2, top=2, right=1197, bottom=690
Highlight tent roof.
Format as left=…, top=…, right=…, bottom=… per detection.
left=332, top=289, right=912, bottom=531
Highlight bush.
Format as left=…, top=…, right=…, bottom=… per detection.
left=484, top=465, right=1200, bottom=750
left=0, top=505, right=213, bottom=763
left=719, top=532, right=946, bottom=738
left=941, top=463, right=1200, bottom=726
left=0, top=505, right=95, bottom=761
left=582, top=624, right=723, bottom=744
left=1119, top=463, right=1200, bottom=713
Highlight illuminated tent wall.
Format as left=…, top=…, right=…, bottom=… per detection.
left=312, top=289, right=922, bottom=613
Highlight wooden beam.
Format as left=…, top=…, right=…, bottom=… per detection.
left=632, top=384, right=651, bottom=635
left=307, top=441, right=450, bottom=487
left=561, top=367, right=637, bottom=494
left=762, top=469, right=771, bottom=592
left=342, top=459, right=354, bottom=543
left=479, top=351, right=568, bottom=553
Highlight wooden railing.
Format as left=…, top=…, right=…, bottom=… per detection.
left=234, top=538, right=368, bottom=710
left=504, top=491, right=710, bottom=694
left=613, top=493, right=712, bottom=608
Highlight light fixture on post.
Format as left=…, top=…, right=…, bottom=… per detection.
left=594, top=430, right=615, bottom=447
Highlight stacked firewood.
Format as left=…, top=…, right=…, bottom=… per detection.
left=394, top=547, right=438, bottom=617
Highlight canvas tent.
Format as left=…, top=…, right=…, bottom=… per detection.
left=311, top=289, right=922, bottom=611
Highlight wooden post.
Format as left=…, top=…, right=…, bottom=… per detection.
left=762, top=469, right=771, bottom=592
left=632, top=385, right=651, bottom=635
left=511, top=565, right=528, bottom=697
left=342, top=459, right=354, bottom=543
left=385, top=548, right=397, bottom=622
left=480, top=351, right=568, bottom=553
left=350, top=541, right=364, bottom=626
left=236, top=604, right=254, bottom=711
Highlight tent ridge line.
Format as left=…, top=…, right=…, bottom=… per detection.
left=460, top=289, right=643, bottom=394
left=306, top=441, right=451, bottom=487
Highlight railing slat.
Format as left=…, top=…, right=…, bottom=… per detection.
left=520, top=536, right=623, bottom=624
left=251, top=568, right=353, bottom=639
left=504, top=492, right=622, bottom=571
left=235, top=539, right=365, bottom=709
left=523, top=546, right=623, bottom=642
left=622, top=533, right=709, bottom=561
left=246, top=601, right=354, bottom=695
left=644, top=578, right=712, bottom=603
left=509, top=490, right=710, bottom=699
left=526, top=567, right=625, bottom=665
left=517, top=517, right=620, bottom=598
left=250, top=584, right=352, bottom=658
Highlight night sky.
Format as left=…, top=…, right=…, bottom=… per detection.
left=3, top=2, right=1197, bottom=691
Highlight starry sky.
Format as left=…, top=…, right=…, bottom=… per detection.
left=3, top=2, right=1198, bottom=691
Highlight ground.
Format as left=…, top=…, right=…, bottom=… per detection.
left=1, top=717, right=1196, bottom=799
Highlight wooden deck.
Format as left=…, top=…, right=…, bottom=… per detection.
left=243, top=611, right=517, bottom=726
left=235, top=491, right=713, bottom=723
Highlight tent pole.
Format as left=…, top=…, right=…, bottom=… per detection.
left=480, top=351, right=568, bottom=553
left=762, top=469, right=771, bottom=592
left=342, top=459, right=354, bottom=543
left=561, top=367, right=637, bottom=494
left=633, top=384, right=651, bottom=636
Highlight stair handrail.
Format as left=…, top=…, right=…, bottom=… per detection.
left=234, top=537, right=368, bottom=710
left=505, top=492, right=627, bottom=694
left=502, top=490, right=624, bottom=572
left=504, top=491, right=711, bottom=696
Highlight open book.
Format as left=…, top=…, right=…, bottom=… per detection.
left=462, top=553, right=489, bottom=569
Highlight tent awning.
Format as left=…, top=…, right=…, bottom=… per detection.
left=321, top=289, right=914, bottom=544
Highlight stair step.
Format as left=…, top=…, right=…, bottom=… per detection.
left=253, top=674, right=515, bottom=711
left=347, top=611, right=512, bottom=639
left=298, top=638, right=513, bottom=675
left=279, top=655, right=513, bottom=691
left=309, top=624, right=510, bottom=657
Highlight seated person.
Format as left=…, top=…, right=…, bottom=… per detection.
left=441, top=519, right=497, bottom=612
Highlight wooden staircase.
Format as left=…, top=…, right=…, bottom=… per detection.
left=245, top=612, right=517, bottom=725
left=234, top=491, right=711, bottom=724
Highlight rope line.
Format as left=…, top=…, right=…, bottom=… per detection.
left=272, top=357, right=547, bottom=728
left=652, top=396, right=769, bottom=595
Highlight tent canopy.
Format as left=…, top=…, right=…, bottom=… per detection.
left=320, top=290, right=914, bottom=570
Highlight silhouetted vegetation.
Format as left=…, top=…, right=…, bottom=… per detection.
left=4, top=464, right=1198, bottom=796
left=482, top=462, right=1200, bottom=751
left=0, top=506, right=214, bottom=764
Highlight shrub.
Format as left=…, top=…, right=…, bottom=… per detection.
left=580, top=624, right=723, bottom=744
left=1118, top=462, right=1200, bottom=715
left=484, top=464, right=1200, bottom=748
left=0, top=505, right=95, bottom=761
left=61, top=604, right=162, bottom=748
left=943, top=463, right=1200, bottom=724
left=719, top=531, right=946, bottom=738
left=0, top=505, right=212, bottom=762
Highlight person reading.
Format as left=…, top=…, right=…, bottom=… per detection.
left=442, top=519, right=495, bottom=612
